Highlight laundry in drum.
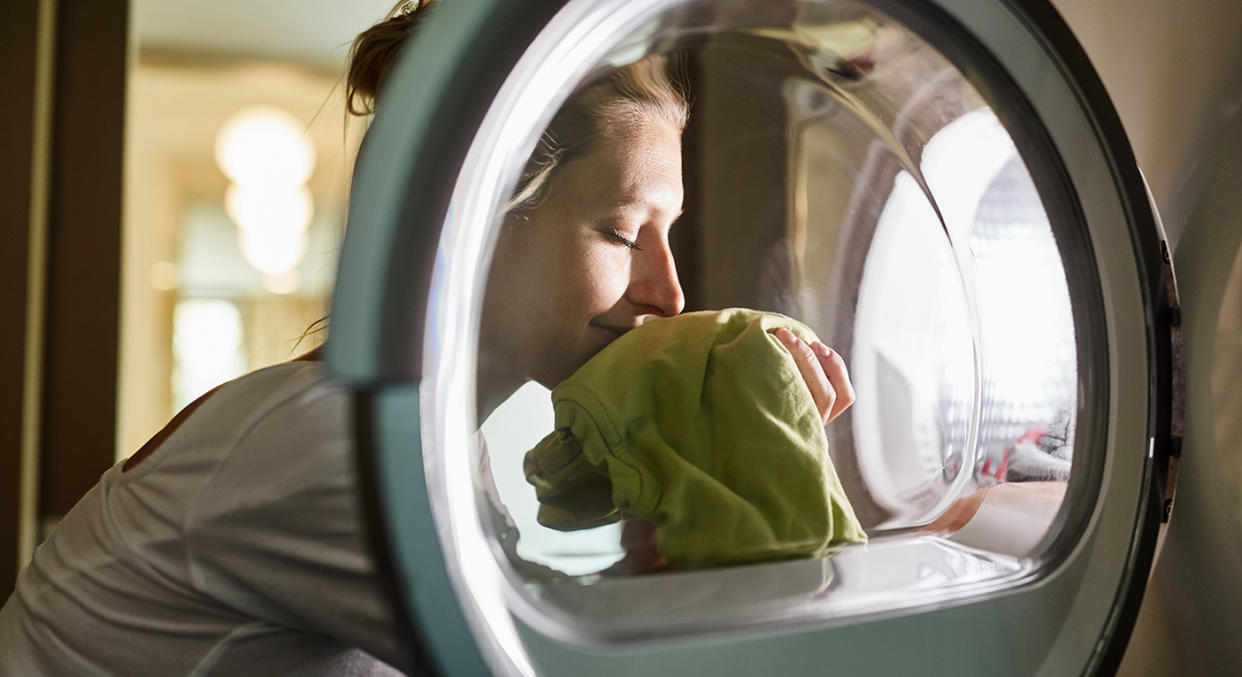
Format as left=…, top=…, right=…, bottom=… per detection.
left=523, top=308, right=867, bottom=569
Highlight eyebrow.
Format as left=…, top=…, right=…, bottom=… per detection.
left=607, top=202, right=684, bottom=222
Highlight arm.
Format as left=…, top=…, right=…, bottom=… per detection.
left=184, top=387, right=413, bottom=671
left=922, top=481, right=1068, bottom=539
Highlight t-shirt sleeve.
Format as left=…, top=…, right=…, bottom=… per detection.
left=184, top=386, right=411, bottom=671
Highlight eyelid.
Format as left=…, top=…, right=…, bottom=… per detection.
left=605, top=226, right=642, bottom=251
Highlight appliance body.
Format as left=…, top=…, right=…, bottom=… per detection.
left=327, top=0, right=1242, bottom=673
left=1057, top=1, right=1242, bottom=672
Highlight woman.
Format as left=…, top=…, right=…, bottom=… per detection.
left=0, top=2, right=854, bottom=674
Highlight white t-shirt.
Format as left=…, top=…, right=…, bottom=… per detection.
left=0, top=362, right=410, bottom=676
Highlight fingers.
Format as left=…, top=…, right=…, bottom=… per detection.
left=771, top=328, right=836, bottom=425
left=812, top=340, right=855, bottom=422
left=770, top=328, right=856, bottom=425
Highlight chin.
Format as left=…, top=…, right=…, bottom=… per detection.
left=533, top=338, right=612, bottom=388
left=537, top=359, right=588, bottom=389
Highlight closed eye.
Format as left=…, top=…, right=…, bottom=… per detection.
left=605, top=227, right=642, bottom=251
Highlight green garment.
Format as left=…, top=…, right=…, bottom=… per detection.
left=523, top=308, right=866, bottom=569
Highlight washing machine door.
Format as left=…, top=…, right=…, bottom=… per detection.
left=327, top=0, right=1179, bottom=674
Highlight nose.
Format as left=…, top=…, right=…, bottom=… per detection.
left=627, top=237, right=685, bottom=318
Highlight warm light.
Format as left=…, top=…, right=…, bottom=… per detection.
left=172, top=299, right=246, bottom=409
left=148, top=261, right=180, bottom=291
left=215, top=105, right=318, bottom=282
left=224, top=183, right=313, bottom=236
left=214, top=106, right=315, bottom=190
left=238, top=227, right=308, bottom=276
left=262, top=270, right=301, bottom=295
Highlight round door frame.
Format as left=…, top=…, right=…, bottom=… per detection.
left=328, top=0, right=1178, bottom=673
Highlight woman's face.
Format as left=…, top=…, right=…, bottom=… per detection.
left=482, top=116, right=685, bottom=390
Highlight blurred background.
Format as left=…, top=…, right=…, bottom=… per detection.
left=2, top=0, right=393, bottom=586
left=120, top=0, right=394, bottom=459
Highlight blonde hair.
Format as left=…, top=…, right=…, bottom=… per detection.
left=346, top=1, right=689, bottom=214
left=505, top=57, right=689, bottom=215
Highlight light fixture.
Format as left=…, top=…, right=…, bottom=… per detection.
left=214, top=105, right=318, bottom=283
left=224, top=183, right=314, bottom=238
left=238, top=227, right=309, bottom=276
left=214, top=106, right=315, bottom=191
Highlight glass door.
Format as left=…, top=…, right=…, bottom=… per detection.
left=329, top=0, right=1178, bottom=673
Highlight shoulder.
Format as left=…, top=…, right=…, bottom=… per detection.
left=217, top=361, right=347, bottom=416
left=193, top=361, right=352, bottom=451
left=197, top=361, right=356, bottom=484
left=121, top=361, right=355, bottom=502
left=229, top=361, right=351, bottom=435
left=182, top=362, right=363, bottom=556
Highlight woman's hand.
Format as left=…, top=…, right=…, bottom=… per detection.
left=770, top=328, right=855, bottom=426
left=602, top=520, right=667, bottom=576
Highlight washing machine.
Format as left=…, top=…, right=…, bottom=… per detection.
left=324, top=0, right=1210, bottom=673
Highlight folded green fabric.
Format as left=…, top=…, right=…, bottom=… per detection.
left=523, top=308, right=866, bottom=568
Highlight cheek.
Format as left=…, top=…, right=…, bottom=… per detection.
left=573, top=246, right=632, bottom=307
left=521, top=220, right=631, bottom=315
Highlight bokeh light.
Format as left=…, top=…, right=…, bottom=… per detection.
left=214, top=106, right=315, bottom=190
